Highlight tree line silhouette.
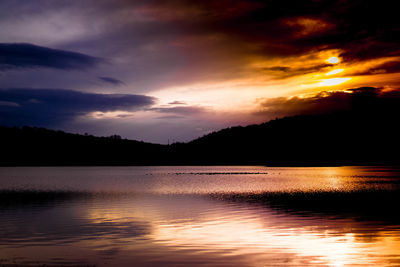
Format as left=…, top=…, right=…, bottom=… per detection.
left=1, top=110, right=399, bottom=166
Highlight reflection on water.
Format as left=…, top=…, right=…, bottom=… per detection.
left=1, top=166, right=400, bottom=266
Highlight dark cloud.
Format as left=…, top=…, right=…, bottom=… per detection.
left=98, top=76, right=125, bottom=86
left=2, top=1, right=399, bottom=91
left=77, top=0, right=399, bottom=87
left=352, top=61, right=400, bottom=76
left=0, top=88, right=155, bottom=126
left=131, top=0, right=400, bottom=61
left=0, top=43, right=102, bottom=70
left=256, top=87, right=400, bottom=118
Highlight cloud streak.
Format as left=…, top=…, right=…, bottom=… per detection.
left=0, top=88, right=155, bottom=126
left=0, top=43, right=101, bottom=70
left=256, top=87, right=400, bottom=119
left=98, top=76, right=125, bottom=86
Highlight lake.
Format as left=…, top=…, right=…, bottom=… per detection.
left=1, top=166, right=400, bottom=266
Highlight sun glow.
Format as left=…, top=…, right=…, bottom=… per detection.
left=319, top=78, right=351, bottom=87
left=325, top=69, right=344, bottom=76
left=328, top=57, right=340, bottom=64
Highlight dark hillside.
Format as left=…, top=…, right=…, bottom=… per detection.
left=179, top=111, right=399, bottom=165
left=1, top=109, right=399, bottom=166
left=0, top=126, right=166, bottom=166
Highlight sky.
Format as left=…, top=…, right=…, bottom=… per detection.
left=1, top=0, right=400, bottom=143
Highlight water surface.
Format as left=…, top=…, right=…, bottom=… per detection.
left=1, top=166, right=400, bottom=266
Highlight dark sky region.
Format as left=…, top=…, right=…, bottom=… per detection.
left=1, top=0, right=400, bottom=143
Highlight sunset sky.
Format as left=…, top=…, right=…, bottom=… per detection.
left=1, top=0, right=399, bottom=143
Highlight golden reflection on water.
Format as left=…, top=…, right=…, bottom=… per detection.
left=1, top=166, right=400, bottom=266
left=85, top=194, right=400, bottom=266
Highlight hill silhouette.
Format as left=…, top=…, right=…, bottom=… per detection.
left=1, top=110, right=399, bottom=166
left=179, top=112, right=399, bottom=165
left=0, top=126, right=166, bottom=166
